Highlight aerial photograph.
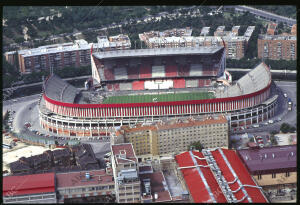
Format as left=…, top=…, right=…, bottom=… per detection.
left=2, top=5, right=297, bottom=203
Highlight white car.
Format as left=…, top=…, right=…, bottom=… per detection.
left=252, top=124, right=259, bottom=128
left=284, top=93, right=287, bottom=98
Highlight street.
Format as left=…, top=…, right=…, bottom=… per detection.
left=234, top=81, right=296, bottom=136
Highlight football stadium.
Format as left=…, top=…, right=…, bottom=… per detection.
left=39, top=46, right=278, bottom=141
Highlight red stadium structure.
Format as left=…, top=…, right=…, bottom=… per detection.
left=39, top=46, right=278, bottom=141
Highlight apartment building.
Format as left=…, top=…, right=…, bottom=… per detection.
left=267, top=23, right=277, bottom=35
left=214, top=26, right=226, bottom=36
left=115, top=115, right=229, bottom=157
left=4, top=51, right=17, bottom=65
left=3, top=173, right=57, bottom=204
left=138, top=27, right=192, bottom=42
left=9, top=144, right=100, bottom=175
left=56, top=169, right=115, bottom=203
left=257, top=34, right=297, bottom=60
left=111, top=143, right=141, bottom=203
left=200, top=27, right=210, bottom=36
left=139, top=26, right=255, bottom=59
left=17, top=39, right=92, bottom=73
left=97, top=34, right=131, bottom=51
left=291, top=24, right=297, bottom=35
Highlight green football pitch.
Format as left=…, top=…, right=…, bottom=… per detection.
left=102, top=91, right=215, bottom=104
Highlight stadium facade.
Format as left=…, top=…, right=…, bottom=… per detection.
left=39, top=46, right=277, bottom=141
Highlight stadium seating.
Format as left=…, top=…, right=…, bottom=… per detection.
left=140, top=65, right=152, bottom=79
left=113, top=83, right=120, bottom=91
left=190, top=64, right=203, bottom=76
left=127, top=67, right=140, bottom=79
left=173, top=79, right=186, bottom=88
left=119, top=82, right=132, bottom=91
left=198, top=79, right=205, bottom=87
left=45, top=75, right=77, bottom=103
left=165, top=65, right=178, bottom=77
left=178, top=65, right=190, bottom=77
left=132, top=80, right=145, bottom=90
left=204, top=79, right=211, bottom=86
left=114, top=67, right=128, bottom=80
left=107, top=84, right=113, bottom=91
left=104, top=68, right=115, bottom=81
left=186, top=79, right=198, bottom=88
left=152, top=65, right=165, bottom=78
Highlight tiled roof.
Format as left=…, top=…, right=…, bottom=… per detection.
left=122, top=115, right=227, bottom=133
left=3, top=173, right=55, bottom=197
left=111, top=143, right=137, bottom=164
left=237, top=145, right=296, bottom=174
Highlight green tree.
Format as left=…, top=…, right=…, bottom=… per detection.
left=188, top=141, right=204, bottom=152
left=280, top=123, right=291, bottom=133
left=270, top=135, right=278, bottom=145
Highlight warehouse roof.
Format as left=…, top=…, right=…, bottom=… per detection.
left=3, top=173, right=55, bottom=197
left=175, top=149, right=267, bottom=203
left=237, top=145, right=296, bottom=175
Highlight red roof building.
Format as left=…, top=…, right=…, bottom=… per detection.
left=111, top=143, right=137, bottom=164
left=3, top=173, right=56, bottom=203
left=175, top=148, right=268, bottom=203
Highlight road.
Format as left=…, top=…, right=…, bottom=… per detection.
left=225, top=5, right=296, bottom=26
left=234, top=81, right=296, bottom=136
left=3, top=75, right=90, bottom=92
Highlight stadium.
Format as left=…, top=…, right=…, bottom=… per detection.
left=39, top=46, right=277, bottom=141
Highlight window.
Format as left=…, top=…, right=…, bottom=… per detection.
left=257, top=174, right=262, bottom=180
left=272, top=173, right=276, bottom=178
left=286, top=172, right=290, bottom=177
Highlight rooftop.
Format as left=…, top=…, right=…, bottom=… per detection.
left=3, top=173, right=55, bottom=197
left=111, top=143, right=137, bottom=164
left=237, top=145, right=296, bottom=175
left=56, top=169, right=113, bottom=189
left=18, top=39, right=92, bottom=57
left=175, top=149, right=267, bottom=203
left=93, top=46, right=224, bottom=60
left=121, top=115, right=227, bottom=133
left=258, top=34, right=296, bottom=41
left=139, top=171, right=172, bottom=202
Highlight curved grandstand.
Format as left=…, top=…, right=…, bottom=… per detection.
left=39, top=47, right=277, bottom=140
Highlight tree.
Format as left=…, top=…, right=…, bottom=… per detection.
left=270, top=135, right=278, bottom=145
left=188, top=141, right=204, bottom=152
left=280, top=123, right=291, bottom=133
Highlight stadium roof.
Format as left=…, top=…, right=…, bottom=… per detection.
left=3, top=173, right=55, bottom=197
left=237, top=145, right=296, bottom=175
left=175, top=149, right=267, bottom=203
left=93, top=46, right=224, bottom=59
